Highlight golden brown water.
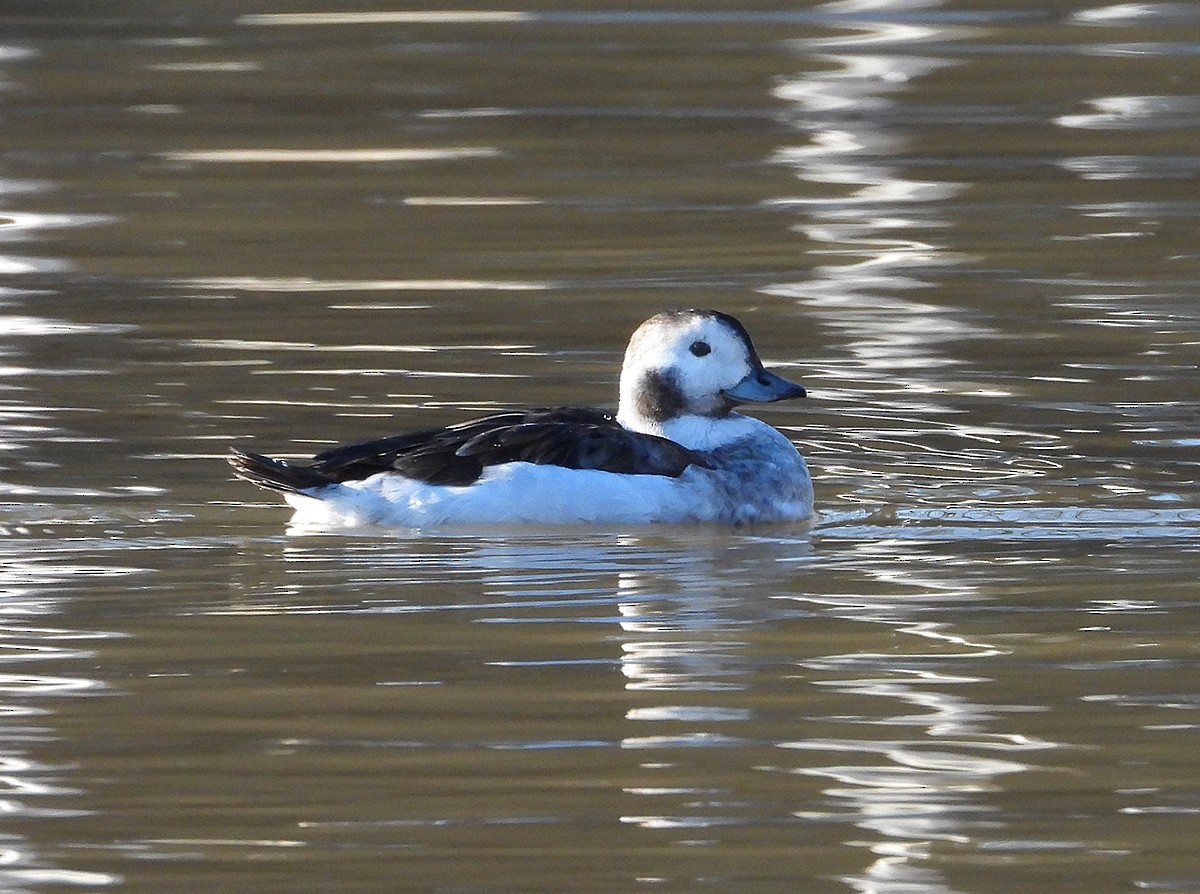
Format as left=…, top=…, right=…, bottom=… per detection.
left=2, top=3, right=1199, bottom=891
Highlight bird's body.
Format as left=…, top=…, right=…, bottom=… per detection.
left=229, top=309, right=813, bottom=528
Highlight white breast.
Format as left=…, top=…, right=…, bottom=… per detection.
left=656, top=413, right=770, bottom=452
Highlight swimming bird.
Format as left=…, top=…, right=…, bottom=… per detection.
left=228, top=309, right=813, bottom=527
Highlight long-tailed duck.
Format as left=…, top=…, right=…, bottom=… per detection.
left=229, top=309, right=812, bottom=527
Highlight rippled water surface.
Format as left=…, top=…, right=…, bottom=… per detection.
left=2, top=2, right=1199, bottom=891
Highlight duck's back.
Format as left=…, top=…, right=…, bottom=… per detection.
left=310, top=407, right=702, bottom=485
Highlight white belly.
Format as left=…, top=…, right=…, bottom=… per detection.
left=286, top=462, right=707, bottom=528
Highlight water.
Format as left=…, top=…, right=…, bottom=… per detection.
left=2, top=2, right=1199, bottom=891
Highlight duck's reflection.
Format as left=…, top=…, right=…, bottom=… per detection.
left=267, top=519, right=1058, bottom=890
left=616, top=553, right=763, bottom=695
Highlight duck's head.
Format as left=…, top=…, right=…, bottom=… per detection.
left=617, top=309, right=806, bottom=432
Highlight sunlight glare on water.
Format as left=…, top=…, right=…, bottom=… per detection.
left=0, top=1, right=1198, bottom=892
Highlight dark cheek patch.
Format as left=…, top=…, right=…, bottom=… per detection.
left=634, top=368, right=687, bottom=422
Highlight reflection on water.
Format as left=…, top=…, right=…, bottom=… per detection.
left=823, top=506, right=1200, bottom=542
left=239, top=11, right=534, bottom=26
left=1, top=0, right=1199, bottom=891
left=781, top=621, right=1052, bottom=894
left=1056, top=94, right=1200, bottom=131
left=176, top=276, right=548, bottom=292
left=165, top=148, right=502, bottom=163
left=0, top=544, right=123, bottom=890
left=1071, top=3, right=1200, bottom=25
left=207, top=529, right=1076, bottom=891
left=764, top=5, right=1001, bottom=529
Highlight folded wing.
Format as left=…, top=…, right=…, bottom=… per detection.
left=310, top=407, right=705, bottom=486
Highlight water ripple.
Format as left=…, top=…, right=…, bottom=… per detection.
left=1056, top=95, right=1200, bottom=130
left=0, top=538, right=127, bottom=884
left=818, top=506, right=1200, bottom=542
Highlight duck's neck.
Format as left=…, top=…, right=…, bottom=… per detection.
left=615, top=405, right=661, bottom=436
left=618, top=406, right=761, bottom=453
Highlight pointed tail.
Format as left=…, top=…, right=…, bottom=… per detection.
left=227, top=448, right=332, bottom=495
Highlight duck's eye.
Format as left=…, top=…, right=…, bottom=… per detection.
left=689, top=340, right=711, bottom=357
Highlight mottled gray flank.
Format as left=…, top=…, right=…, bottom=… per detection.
left=689, top=433, right=812, bottom=525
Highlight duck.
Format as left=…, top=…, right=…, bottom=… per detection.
left=228, top=309, right=813, bottom=527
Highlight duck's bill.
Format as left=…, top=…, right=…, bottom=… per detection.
left=723, top=368, right=806, bottom=403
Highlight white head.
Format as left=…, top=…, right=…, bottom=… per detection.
left=616, top=309, right=806, bottom=433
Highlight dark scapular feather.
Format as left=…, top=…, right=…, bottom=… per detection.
left=231, top=407, right=706, bottom=490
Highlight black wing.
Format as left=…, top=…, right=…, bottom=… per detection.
left=310, top=406, right=705, bottom=486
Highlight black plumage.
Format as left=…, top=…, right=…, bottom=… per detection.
left=230, top=406, right=707, bottom=494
